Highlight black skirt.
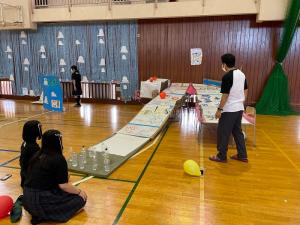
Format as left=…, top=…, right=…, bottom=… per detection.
left=23, top=187, right=86, bottom=224
left=72, top=89, right=82, bottom=96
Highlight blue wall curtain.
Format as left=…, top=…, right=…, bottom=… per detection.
left=0, top=21, right=138, bottom=97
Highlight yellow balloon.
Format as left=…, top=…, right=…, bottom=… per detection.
left=183, top=160, right=200, bottom=176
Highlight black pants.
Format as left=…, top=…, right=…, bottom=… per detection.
left=75, top=95, right=81, bottom=105
left=217, top=111, right=247, bottom=160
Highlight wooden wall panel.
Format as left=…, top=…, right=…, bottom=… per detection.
left=137, top=16, right=300, bottom=106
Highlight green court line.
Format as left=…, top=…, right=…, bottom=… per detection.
left=0, top=158, right=134, bottom=183
left=68, top=171, right=137, bottom=184
left=0, top=155, right=20, bottom=167
left=0, top=165, right=88, bottom=178
left=94, top=176, right=136, bottom=184
left=112, top=125, right=169, bottom=225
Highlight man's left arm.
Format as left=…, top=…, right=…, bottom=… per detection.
left=215, top=94, right=229, bottom=119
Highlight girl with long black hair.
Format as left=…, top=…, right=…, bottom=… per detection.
left=23, top=130, right=87, bottom=224
left=20, top=120, right=42, bottom=188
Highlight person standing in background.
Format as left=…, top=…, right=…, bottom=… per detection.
left=209, top=53, right=248, bottom=163
left=71, top=65, right=82, bottom=107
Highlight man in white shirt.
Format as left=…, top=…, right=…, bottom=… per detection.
left=209, top=53, right=248, bottom=163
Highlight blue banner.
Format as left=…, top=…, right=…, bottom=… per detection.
left=42, top=75, right=64, bottom=112
left=203, top=79, right=221, bottom=87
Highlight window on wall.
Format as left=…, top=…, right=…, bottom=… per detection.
left=0, top=79, right=13, bottom=95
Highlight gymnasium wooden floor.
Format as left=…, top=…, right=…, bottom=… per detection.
left=0, top=99, right=300, bottom=225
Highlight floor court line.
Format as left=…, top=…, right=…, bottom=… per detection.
left=130, top=132, right=162, bottom=159
left=44, top=117, right=129, bottom=124
left=0, top=155, right=20, bottom=167
left=41, top=121, right=114, bottom=129
left=0, top=149, right=19, bottom=152
left=72, top=176, right=94, bottom=186
left=0, top=164, right=137, bottom=185
left=72, top=174, right=137, bottom=187
left=0, top=165, right=20, bottom=169
left=0, top=155, right=138, bottom=183
left=0, top=165, right=84, bottom=176
left=261, top=129, right=300, bottom=173
left=64, top=105, right=139, bottom=116
left=0, top=111, right=52, bottom=128
left=100, top=177, right=136, bottom=183
left=112, top=125, right=169, bottom=225
left=199, top=127, right=205, bottom=225
left=0, top=166, right=86, bottom=183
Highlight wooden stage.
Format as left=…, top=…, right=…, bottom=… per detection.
left=0, top=99, right=300, bottom=225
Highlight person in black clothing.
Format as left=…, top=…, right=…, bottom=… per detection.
left=71, top=65, right=82, bottom=107
left=20, top=120, right=42, bottom=188
left=23, top=130, right=87, bottom=224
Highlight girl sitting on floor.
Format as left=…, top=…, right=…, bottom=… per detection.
left=20, top=120, right=42, bottom=188
left=23, top=130, right=87, bottom=224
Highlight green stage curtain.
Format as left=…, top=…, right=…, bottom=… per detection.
left=256, top=0, right=300, bottom=115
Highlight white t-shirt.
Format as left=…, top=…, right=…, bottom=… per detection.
left=221, top=69, right=248, bottom=113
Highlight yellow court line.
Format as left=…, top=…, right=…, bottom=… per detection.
left=130, top=132, right=162, bottom=159
left=72, top=175, right=94, bottom=186
left=261, top=129, right=300, bottom=173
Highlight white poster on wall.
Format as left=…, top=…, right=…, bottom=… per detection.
left=190, top=48, right=202, bottom=65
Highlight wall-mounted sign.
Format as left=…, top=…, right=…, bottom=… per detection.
left=190, top=48, right=202, bottom=65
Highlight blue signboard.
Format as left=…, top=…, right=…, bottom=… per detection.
left=203, top=79, right=221, bottom=87
left=41, top=75, right=64, bottom=112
